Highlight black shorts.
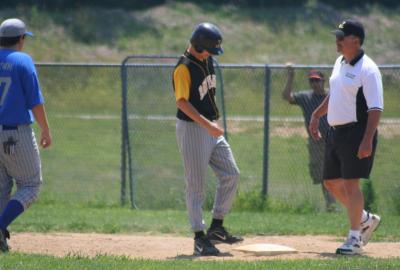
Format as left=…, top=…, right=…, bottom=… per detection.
left=323, top=123, right=377, bottom=180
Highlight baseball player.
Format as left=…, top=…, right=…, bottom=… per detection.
left=173, top=22, right=242, bottom=256
left=282, top=67, right=336, bottom=211
left=0, top=18, right=51, bottom=252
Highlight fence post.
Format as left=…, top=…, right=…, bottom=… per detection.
left=262, top=65, right=271, bottom=199
left=126, top=122, right=136, bottom=209
left=121, top=57, right=138, bottom=209
left=120, top=58, right=128, bottom=206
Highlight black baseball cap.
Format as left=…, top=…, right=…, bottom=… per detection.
left=332, top=19, right=364, bottom=43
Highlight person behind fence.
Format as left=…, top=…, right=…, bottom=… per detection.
left=309, top=19, right=382, bottom=255
left=0, top=18, right=52, bottom=252
left=173, top=22, right=242, bottom=256
left=282, top=67, right=336, bottom=211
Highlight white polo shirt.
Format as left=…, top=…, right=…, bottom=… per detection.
left=328, top=51, right=383, bottom=126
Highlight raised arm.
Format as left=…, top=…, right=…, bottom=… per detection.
left=282, top=64, right=296, bottom=104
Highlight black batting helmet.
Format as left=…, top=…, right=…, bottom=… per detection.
left=190, top=22, right=223, bottom=55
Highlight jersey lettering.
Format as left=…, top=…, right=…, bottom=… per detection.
left=198, top=74, right=216, bottom=100
left=0, top=62, right=13, bottom=71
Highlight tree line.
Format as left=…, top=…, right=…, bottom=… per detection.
left=2, top=0, right=399, bottom=10
left=0, top=0, right=400, bottom=10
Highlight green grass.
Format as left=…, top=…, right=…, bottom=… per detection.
left=1, top=3, right=400, bottom=64
left=1, top=254, right=400, bottom=270
left=9, top=204, right=400, bottom=242
left=1, top=3, right=399, bottom=268
left=33, top=63, right=400, bottom=212
left=36, top=117, right=121, bottom=205
left=2, top=3, right=399, bottom=213
left=36, top=114, right=400, bottom=212
left=5, top=204, right=400, bottom=269
left=36, top=63, right=400, bottom=116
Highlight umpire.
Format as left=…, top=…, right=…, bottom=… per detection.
left=310, top=19, right=383, bottom=255
left=0, top=18, right=51, bottom=252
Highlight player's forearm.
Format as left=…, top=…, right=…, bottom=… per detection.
left=282, top=86, right=294, bottom=103
left=32, top=104, right=50, bottom=131
left=363, top=110, right=381, bottom=142
left=176, top=99, right=212, bottom=128
left=282, top=73, right=295, bottom=103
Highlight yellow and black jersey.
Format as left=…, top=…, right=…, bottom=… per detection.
left=172, top=51, right=219, bottom=121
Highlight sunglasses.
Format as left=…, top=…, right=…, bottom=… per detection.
left=309, top=78, right=322, bottom=82
left=337, top=36, right=344, bottom=41
left=337, top=35, right=359, bottom=42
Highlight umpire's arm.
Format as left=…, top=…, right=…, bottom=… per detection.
left=309, top=94, right=329, bottom=140
left=358, top=70, right=384, bottom=159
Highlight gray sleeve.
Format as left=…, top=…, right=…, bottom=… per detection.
left=292, top=91, right=307, bottom=107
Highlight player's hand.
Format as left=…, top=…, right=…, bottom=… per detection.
left=286, top=62, right=294, bottom=76
left=208, top=122, right=224, bottom=138
left=40, top=129, right=52, bottom=148
left=309, top=114, right=321, bottom=140
left=358, top=137, right=372, bottom=159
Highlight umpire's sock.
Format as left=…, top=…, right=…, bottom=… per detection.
left=210, top=218, right=223, bottom=229
left=0, top=200, right=24, bottom=230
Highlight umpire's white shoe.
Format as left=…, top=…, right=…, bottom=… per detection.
left=361, top=212, right=381, bottom=246
left=336, top=236, right=363, bottom=255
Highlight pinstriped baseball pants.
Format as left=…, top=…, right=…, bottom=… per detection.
left=0, top=125, right=42, bottom=212
left=176, top=119, right=240, bottom=232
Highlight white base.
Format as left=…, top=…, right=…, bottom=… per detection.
left=233, top=243, right=298, bottom=256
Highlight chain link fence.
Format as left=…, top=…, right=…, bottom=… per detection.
left=36, top=60, right=400, bottom=214
left=36, top=63, right=122, bottom=207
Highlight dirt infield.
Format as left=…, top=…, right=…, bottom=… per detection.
left=8, top=233, right=400, bottom=260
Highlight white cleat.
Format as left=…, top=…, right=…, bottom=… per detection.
left=361, top=213, right=381, bottom=246
left=336, top=236, right=363, bottom=255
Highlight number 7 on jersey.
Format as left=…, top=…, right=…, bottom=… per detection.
left=0, top=77, right=11, bottom=106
